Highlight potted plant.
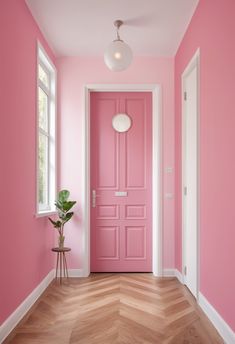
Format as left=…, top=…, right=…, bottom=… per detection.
left=49, top=190, right=76, bottom=248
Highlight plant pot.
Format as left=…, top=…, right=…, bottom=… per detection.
left=58, top=235, right=65, bottom=249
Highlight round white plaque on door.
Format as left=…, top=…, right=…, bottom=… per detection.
left=112, top=113, right=132, bottom=133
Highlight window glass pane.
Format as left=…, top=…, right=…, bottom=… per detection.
left=38, top=64, right=49, bottom=88
left=38, top=87, right=48, bottom=131
left=37, top=46, right=56, bottom=215
left=38, top=133, right=48, bottom=208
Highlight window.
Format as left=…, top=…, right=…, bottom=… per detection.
left=37, top=43, right=56, bottom=215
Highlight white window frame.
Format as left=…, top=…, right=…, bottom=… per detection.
left=36, top=42, right=57, bottom=217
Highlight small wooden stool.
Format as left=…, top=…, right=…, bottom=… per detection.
left=51, top=247, right=71, bottom=284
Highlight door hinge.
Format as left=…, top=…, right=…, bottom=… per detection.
left=184, top=91, right=187, bottom=101
left=184, top=186, right=187, bottom=196
left=184, top=266, right=187, bottom=275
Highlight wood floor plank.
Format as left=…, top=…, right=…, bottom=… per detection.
left=4, top=273, right=223, bottom=344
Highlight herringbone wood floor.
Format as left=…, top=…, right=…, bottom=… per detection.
left=4, top=274, right=223, bottom=343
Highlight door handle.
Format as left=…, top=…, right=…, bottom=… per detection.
left=92, top=190, right=96, bottom=208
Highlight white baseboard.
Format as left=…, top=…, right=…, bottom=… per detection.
left=174, top=269, right=183, bottom=283
left=163, top=268, right=183, bottom=283
left=199, top=292, right=235, bottom=344
left=163, top=268, right=175, bottom=277
left=163, top=271, right=235, bottom=343
left=0, top=270, right=54, bottom=343
left=68, top=269, right=84, bottom=277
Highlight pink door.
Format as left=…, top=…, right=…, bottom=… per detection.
left=90, top=92, right=152, bottom=272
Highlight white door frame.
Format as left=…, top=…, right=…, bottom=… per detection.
left=82, top=84, right=163, bottom=277
left=182, top=49, right=200, bottom=298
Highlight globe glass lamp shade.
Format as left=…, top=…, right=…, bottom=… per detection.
left=104, top=40, right=133, bottom=71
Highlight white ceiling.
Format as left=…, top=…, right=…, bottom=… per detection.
left=26, top=0, right=199, bottom=57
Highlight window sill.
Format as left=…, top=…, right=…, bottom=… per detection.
left=35, top=210, right=57, bottom=218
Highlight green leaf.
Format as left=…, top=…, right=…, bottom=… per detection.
left=48, top=218, right=62, bottom=228
left=50, top=190, right=76, bottom=230
left=58, top=190, right=70, bottom=203
left=55, top=199, right=76, bottom=214
left=48, top=218, right=57, bottom=226
left=58, top=210, right=67, bottom=220
left=55, top=201, right=64, bottom=211
left=62, top=201, right=76, bottom=212
left=63, top=212, right=74, bottom=223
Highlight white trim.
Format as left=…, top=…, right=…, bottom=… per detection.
left=35, top=210, right=57, bottom=218
left=162, top=271, right=235, bottom=344
left=199, top=293, right=235, bottom=344
left=83, top=84, right=163, bottom=277
left=68, top=269, right=85, bottom=277
left=163, top=269, right=175, bottom=277
left=174, top=269, right=183, bottom=283
left=152, top=86, right=163, bottom=277
left=163, top=269, right=183, bottom=283
left=0, top=270, right=54, bottom=343
left=85, top=84, right=159, bottom=92
left=181, top=49, right=200, bottom=298
left=36, top=41, right=57, bottom=217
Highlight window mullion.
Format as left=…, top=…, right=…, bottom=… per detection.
left=39, top=60, right=50, bottom=80
left=39, top=127, right=49, bottom=137
left=47, top=134, right=50, bottom=207
left=39, top=81, right=50, bottom=96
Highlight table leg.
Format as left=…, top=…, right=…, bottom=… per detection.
left=63, top=252, right=69, bottom=278
left=62, top=252, right=66, bottom=278
left=59, top=252, right=62, bottom=284
left=55, top=252, right=59, bottom=279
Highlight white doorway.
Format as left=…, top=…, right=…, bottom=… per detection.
left=83, top=84, right=163, bottom=277
left=182, top=50, right=200, bottom=298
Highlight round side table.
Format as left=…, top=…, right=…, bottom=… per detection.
left=51, top=247, right=71, bottom=284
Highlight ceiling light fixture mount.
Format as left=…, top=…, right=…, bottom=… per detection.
left=104, top=19, right=133, bottom=72
left=114, top=19, right=123, bottom=39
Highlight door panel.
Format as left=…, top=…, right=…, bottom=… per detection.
left=90, top=92, right=152, bottom=272
left=125, top=226, right=146, bottom=259
left=96, top=226, right=119, bottom=260
left=97, top=205, right=119, bottom=219
left=96, top=98, right=119, bottom=189
left=125, top=205, right=146, bottom=219
left=125, top=98, right=146, bottom=188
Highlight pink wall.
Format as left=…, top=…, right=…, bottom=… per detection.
left=58, top=56, right=175, bottom=270
left=0, top=0, right=56, bottom=324
left=3, top=0, right=234, bottom=334
left=175, top=0, right=235, bottom=331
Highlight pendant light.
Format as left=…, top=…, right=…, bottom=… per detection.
left=104, top=20, right=133, bottom=72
